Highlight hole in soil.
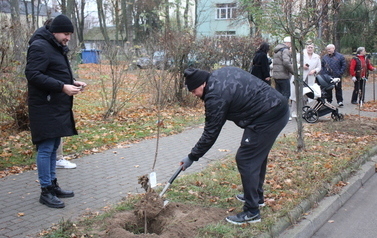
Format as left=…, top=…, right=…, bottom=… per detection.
left=106, top=200, right=227, bottom=238
left=104, top=174, right=226, bottom=237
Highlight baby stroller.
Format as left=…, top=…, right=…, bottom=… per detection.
left=302, top=74, right=344, bottom=123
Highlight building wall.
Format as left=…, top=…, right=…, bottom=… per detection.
left=196, top=0, right=250, bottom=37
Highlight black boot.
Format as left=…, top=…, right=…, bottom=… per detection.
left=40, top=186, right=65, bottom=208
left=51, top=178, right=74, bottom=198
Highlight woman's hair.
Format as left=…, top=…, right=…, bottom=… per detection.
left=257, top=42, right=270, bottom=53
left=356, top=47, right=365, bottom=54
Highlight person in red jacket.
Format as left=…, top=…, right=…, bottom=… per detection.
left=349, top=47, right=376, bottom=104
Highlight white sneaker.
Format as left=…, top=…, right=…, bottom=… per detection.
left=56, top=159, right=77, bottom=169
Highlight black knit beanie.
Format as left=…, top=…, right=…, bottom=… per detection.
left=49, top=15, right=74, bottom=33
left=184, top=68, right=210, bottom=91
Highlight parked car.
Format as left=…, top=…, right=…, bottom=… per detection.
left=136, top=51, right=173, bottom=69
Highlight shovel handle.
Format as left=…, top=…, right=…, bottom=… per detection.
left=159, top=165, right=183, bottom=197
left=168, top=165, right=183, bottom=184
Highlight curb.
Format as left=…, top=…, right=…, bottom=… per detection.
left=261, top=146, right=377, bottom=238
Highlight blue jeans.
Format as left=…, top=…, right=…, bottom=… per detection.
left=36, top=137, right=61, bottom=187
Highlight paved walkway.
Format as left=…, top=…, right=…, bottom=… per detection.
left=0, top=82, right=376, bottom=238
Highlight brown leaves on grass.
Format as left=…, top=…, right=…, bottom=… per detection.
left=262, top=115, right=377, bottom=212
left=179, top=115, right=377, bottom=216
left=1, top=66, right=204, bottom=178
left=360, top=101, right=377, bottom=112
left=0, top=164, right=37, bottom=178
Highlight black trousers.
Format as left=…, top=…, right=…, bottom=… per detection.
left=235, top=104, right=289, bottom=213
left=274, top=78, right=291, bottom=101
left=351, top=79, right=366, bottom=103
left=326, top=79, right=343, bottom=103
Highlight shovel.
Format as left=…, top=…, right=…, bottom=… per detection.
left=159, top=165, right=183, bottom=205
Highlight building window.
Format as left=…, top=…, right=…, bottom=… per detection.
left=216, top=3, right=237, bottom=19
left=215, top=31, right=236, bottom=38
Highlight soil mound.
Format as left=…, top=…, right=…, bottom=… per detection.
left=106, top=202, right=227, bottom=238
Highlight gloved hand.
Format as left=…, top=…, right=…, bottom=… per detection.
left=352, top=76, right=357, bottom=82
left=180, top=156, right=194, bottom=171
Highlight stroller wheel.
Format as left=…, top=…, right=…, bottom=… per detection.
left=331, top=112, right=337, bottom=120
left=302, top=106, right=311, bottom=118
left=337, top=113, right=344, bottom=121
left=304, top=109, right=319, bottom=123
left=302, top=106, right=311, bottom=112
left=331, top=112, right=344, bottom=121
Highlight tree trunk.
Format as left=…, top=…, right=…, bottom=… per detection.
left=10, top=0, right=22, bottom=62
left=183, top=0, right=189, bottom=29
left=176, top=2, right=181, bottom=31
left=76, top=0, right=86, bottom=49
left=291, top=38, right=305, bottom=151
left=97, top=0, right=111, bottom=44
left=332, top=0, right=341, bottom=51
left=165, top=0, right=170, bottom=29
left=124, top=0, right=134, bottom=46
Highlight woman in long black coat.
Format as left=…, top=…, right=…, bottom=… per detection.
left=250, top=42, right=271, bottom=85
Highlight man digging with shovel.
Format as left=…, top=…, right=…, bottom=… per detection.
left=180, top=67, right=289, bottom=225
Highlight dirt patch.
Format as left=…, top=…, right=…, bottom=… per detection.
left=101, top=175, right=228, bottom=237
left=106, top=201, right=227, bottom=238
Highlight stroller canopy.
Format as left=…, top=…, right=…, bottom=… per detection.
left=315, top=74, right=335, bottom=91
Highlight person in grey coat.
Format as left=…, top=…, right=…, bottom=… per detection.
left=180, top=67, right=289, bottom=225
left=25, top=14, right=86, bottom=208
left=272, top=37, right=295, bottom=100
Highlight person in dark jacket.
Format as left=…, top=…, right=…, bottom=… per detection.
left=180, top=67, right=289, bottom=225
left=320, top=44, right=346, bottom=107
left=250, top=42, right=272, bottom=85
left=25, top=14, right=87, bottom=208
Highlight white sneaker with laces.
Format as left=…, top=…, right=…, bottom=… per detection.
left=56, top=159, right=77, bottom=169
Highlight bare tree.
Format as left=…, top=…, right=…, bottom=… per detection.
left=183, top=0, right=190, bottom=29
left=123, top=0, right=135, bottom=46
left=96, top=0, right=110, bottom=44
left=97, top=44, right=143, bottom=118
left=74, top=0, right=86, bottom=48
left=10, top=0, right=22, bottom=62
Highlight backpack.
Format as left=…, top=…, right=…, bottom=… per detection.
left=353, top=56, right=370, bottom=78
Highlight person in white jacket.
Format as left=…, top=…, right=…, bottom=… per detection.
left=290, top=43, right=321, bottom=118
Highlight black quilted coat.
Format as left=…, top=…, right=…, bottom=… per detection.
left=188, top=67, right=286, bottom=161
left=25, top=26, right=77, bottom=144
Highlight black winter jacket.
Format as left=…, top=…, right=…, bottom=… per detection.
left=25, top=26, right=77, bottom=144
left=250, top=51, right=270, bottom=81
left=188, top=67, right=286, bottom=161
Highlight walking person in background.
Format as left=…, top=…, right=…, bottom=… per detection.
left=272, top=37, right=295, bottom=100
left=180, top=67, right=289, bottom=225
left=320, top=44, right=346, bottom=107
left=250, top=42, right=272, bottom=85
left=25, top=14, right=86, bottom=208
left=290, top=43, right=321, bottom=118
left=56, top=139, right=77, bottom=169
left=349, top=47, right=376, bottom=104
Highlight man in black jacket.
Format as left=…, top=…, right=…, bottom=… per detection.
left=180, top=67, right=289, bottom=225
left=25, top=14, right=86, bottom=208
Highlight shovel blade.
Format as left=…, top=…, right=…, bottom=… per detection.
left=149, top=171, right=157, bottom=188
